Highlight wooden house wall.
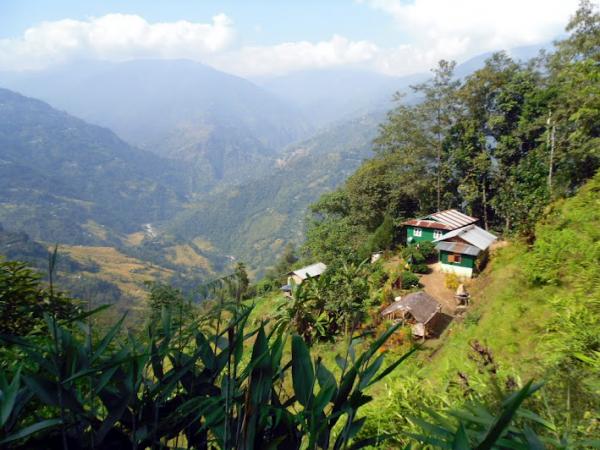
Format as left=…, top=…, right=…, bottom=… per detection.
left=440, top=250, right=475, bottom=268
left=406, top=226, right=445, bottom=243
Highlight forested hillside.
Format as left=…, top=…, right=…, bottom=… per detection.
left=354, top=168, right=600, bottom=447
left=303, top=7, right=599, bottom=261
left=0, top=87, right=184, bottom=245
left=167, top=113, right=382, bottom=268
left=0, top=59, right=313, bottom=191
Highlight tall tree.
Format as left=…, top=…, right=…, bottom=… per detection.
left=545, top=0, right=600, bottom=195
left=412, top=60, right=461, bottom=210
left=375, top=60, right=460, bottom=212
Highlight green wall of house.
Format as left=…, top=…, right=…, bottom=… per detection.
left=406, top=226, right=445, bottom=243
left=439, top=251, right=475, bottom=268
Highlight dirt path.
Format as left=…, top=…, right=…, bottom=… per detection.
left=418, top=262, right=457, bottom=315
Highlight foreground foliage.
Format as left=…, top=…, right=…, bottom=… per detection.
left=0, top=282, right=416, bottom=449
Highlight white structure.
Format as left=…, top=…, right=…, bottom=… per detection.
left=287, top=262, right=327, bottom=285
left=434, top=225, right=497, bottom=278
left=370, top=251, right=383, bottom=263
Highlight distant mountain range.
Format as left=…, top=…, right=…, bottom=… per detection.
left=0, top=87, right=184, bottom=245
left=0, top=59, right=313, bottom=190
left=167, top=112, right=383, bottom=269
left=0, top=42, right=552, bottom=276
left=253, top=70, right=425, bottom=128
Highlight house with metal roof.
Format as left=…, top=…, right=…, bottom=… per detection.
left=433, top=225, right=497, bottom=278
left=287, top=262, right=327, bottom=285
left=403, top=209, right=478, bottom=244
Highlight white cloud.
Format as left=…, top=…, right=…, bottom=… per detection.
left=0, top=13, right=235, bottom=70
left=0, top=2, right=580, bottom=76
left=361, top=0, right=578, bottom=75
left=211, top=35, right=379, bottom=76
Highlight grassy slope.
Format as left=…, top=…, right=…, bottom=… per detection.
left=421, top=172, right=599, bottom=382
left=359, top=172, right=600, bottom=443
left=417, top=242, right=554, bottom=382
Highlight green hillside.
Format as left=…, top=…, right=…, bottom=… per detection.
left=0, top=59, right=313, bottom=191
left=359, top=171, right=600, bottom=445
left=167, top=113, right=382, bottom=269
left=0, top=87, right=184, bottom=245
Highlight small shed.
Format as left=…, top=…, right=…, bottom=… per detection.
left=380, top=291, right=442, bottom=338
left=287, top=262, right=327, bottom=285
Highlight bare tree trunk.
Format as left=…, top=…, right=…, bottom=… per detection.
left=482, top=180, right=489, bottom=230
left=436, top=107, right=442, bottom=211
left=547, top=110, right=556, bottom=194
left=437, top=136, right=442, bottom=211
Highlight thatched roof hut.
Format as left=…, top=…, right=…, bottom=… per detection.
left=381, top=291, right=441, bottom=326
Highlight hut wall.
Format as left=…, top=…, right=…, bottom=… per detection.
left=288, top=274, right=304, bottom=285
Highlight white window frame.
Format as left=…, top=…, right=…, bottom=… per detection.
left=413, top=227, right=422, bottom=237
left=433, top=230, right=443, bottom=240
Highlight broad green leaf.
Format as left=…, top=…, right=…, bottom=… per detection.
left=0, top=418, right=62, bottom=444
left=0, top=367, right=20, bottom=426
left=453, top=423, right=471, bottom=450
left=65, top=304, right=111, bottom=323
left=335, top=355, right=347, bottom=371
left=367, top=348, right=416, bottom=387
left=291, top=334, right=314, bottom=407
left=475, top=380, right=537, bottom=450
left=523, top=426, right=546, bottom=450
left=313, top=383, right=336, bottom=413
left=316, top=362, right=337, bottom=391
left=358, top=353, right=384, bottom=389
left=92, top=313, right=127, bottom=362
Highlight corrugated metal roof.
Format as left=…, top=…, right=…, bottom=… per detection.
left=427, top=209, right=478, bottom=229
left=434, top=225, right=497, bottom=251
left=402, top=219, right=453, bottom=230
left=435, top=241, right=481, bottom=256
left=290, top=262, right=327, bottom=280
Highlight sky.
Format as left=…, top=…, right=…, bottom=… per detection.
left=0, top=0, right=581, bottom=77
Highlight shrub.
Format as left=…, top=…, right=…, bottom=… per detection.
left=254, top=278, right=278, bottom=295
left=402, top=245, right=424, bottom=264
left=444, top=272, right=460, bottom=290
left=0, top=260, right=80, bottom=336
left=464, top=310, right=482, bottom=326
left=401, top=271, right=420, bottom=289
left=418, top=241, right=437, bottom=260
left=412, top=263, right=430, bottom=274
left=370, top=263, right=389, bottom=288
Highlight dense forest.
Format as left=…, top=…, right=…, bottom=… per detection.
left=303, top=2, right=599, bottom=262
left=0, top=1, right=599, bottom=449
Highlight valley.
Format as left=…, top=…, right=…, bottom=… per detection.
left=0, top=1, right=599, bottom=448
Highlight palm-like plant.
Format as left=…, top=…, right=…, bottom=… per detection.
left=0, top=295, right=414, bottom=449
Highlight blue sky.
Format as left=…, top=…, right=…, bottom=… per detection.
left=0, top=0, right=579, bottom=77
left=0, top=1, right=398, bottom=44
